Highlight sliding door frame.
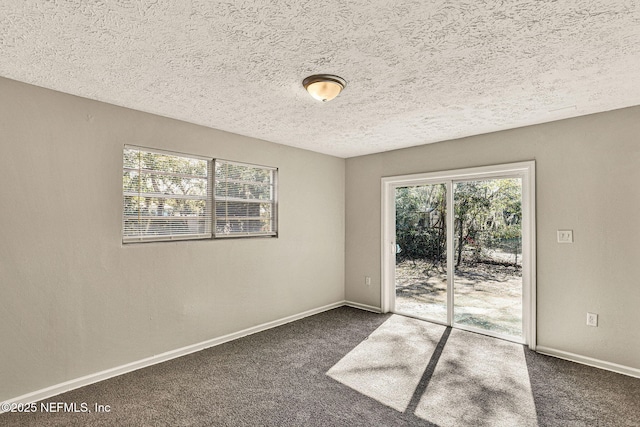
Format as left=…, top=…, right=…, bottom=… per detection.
left=381, top=161, right=536, bottom=349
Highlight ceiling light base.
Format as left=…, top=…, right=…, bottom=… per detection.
left=303, top=74, right=346, bottom=102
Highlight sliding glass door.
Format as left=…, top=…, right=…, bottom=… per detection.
left=383, top=163, right=535, bottom=346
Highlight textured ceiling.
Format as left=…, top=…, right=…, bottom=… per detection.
left=1, top=1, right=639, bottom=158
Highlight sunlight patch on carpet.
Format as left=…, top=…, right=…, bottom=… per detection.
left=326, top=315, right=445, bottom=412
left=414, top=329, right=538, bottom=426
left=327, top=315, right=538, bottom=426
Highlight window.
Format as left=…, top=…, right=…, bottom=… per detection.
left=123, top=146, right=212, bottom=242
left=122, top=147, right=277, bottom=243
left=214, top=159, right=277, bottom=238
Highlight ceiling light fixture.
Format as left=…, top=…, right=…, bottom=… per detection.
left=303, top=74, right=346, bottom=102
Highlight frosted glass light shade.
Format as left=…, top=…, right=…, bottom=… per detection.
left=303, top=75, right=346, bottom=102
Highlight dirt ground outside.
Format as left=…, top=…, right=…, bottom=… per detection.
left=395, top=256, right=522, bottom=338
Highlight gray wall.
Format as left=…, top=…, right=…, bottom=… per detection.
left=0, top=77, right=346, bottom=401
left=2, top=74, right=638, bottom=402
left=345, top=106, right=640, bottom=370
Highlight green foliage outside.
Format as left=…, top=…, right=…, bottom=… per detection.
left=395, top=184, right=447, bottom=265
left=395, top=179, right=522, bottom=267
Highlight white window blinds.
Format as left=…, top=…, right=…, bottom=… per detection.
left=123, top=146, right=212, bottom=242
left=214, top=159, right=278, bottom=238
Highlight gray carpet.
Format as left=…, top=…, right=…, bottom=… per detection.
left=2, top=307, right=639, bottom=426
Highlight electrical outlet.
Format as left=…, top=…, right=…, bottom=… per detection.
left=557, top=230, right=573, bottom=243
left=365, top=276, right=371, bottom=287
left=586, top=312, right=598, bottom=327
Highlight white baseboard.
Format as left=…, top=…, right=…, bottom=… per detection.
left=536, top=346, right=640, bottom=379
left=344, top=301, right=382, bottom=313
left=1, top=301, right=344, bottom=410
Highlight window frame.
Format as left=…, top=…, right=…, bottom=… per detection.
left=122, top=146, right=278, bottom=243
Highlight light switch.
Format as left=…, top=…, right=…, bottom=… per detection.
left=557, top=230, right=573, bottom=243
